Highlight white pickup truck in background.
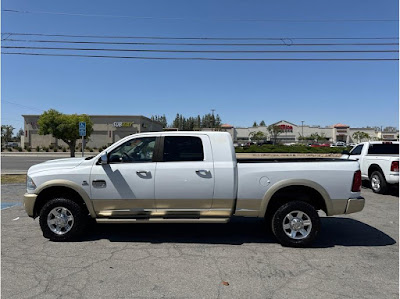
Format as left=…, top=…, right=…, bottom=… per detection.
left=24, top=132, right=365, bottom=247
left=342, top=141, right=399, bottom=194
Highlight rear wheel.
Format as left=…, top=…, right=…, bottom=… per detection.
left=39, top=197, right=87, bottom=241
left=272, top=201, right=320, bottom=247
left=370, top=171, right=388, bottom=194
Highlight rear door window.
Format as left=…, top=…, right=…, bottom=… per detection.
left=350, top=145, right=363, bottom=155
left=163, top=136, right=204, bottom=162
left=368, top=144, right=399, bottom=155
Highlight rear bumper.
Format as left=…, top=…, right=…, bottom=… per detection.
left=344, top=196, right=365, bottom=214
left=386, top=173, right=399, bottom=185
left=23, top=193, right=37, bottom=218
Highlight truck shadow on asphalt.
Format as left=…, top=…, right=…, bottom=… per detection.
left=83, top=217, right=396, bottom=248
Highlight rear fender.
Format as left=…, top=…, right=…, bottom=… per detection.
left=258, top=179, right=333, bottom=217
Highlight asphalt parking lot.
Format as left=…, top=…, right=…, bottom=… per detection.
left=1, top=184, right=398, bottom=298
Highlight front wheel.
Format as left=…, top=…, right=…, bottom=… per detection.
left=39, top=197, right=87, bottom=241
left=370, top=171, right=388, bottom=194
left=272, top=201, right=320, bottom=247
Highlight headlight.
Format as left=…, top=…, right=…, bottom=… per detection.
left=26, top=176, right=37, bottom=191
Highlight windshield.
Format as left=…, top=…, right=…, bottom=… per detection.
left=368, top=144, right=399, bottom=155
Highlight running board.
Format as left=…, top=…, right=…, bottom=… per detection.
left=96, top=218, right=229, bottom=224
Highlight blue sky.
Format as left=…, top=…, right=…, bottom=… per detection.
left=2, top=0, right=399, bottom=132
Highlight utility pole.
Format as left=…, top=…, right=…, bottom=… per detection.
left=301, top=120, right=304, bottom=143
left=211, top=109, right=215, bottom=130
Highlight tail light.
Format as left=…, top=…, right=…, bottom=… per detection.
left=391, top=161, right=399, bottom=172
left=351, top=170, right=362, bottom=192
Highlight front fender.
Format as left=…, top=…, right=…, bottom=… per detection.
left=34, top=179, right=96, bottom=218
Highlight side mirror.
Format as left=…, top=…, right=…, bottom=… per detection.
left=342, top=150, right=350, bottom=155
left=99, top=152, right=108, bottom=165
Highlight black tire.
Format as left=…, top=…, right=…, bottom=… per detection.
left=370, top=171, right=388, bottom=194
left=272, top=201, right=320, bottom=248
left=39, top=197, right=87, bottom=241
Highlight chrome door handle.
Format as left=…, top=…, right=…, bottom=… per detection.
left=136, top=170, right=149, bottom=175
left=92, top=180, right=106, bottom=188
left=195, top=169, right=210, bottom=173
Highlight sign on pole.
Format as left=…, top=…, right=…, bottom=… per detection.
left=79, top=121, right=86, bottom=137
left=79, top=122, right=86, bottom=157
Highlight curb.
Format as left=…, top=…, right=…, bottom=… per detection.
left=2, top=172, right=26, bottom=175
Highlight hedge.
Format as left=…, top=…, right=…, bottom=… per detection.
left=235, top=145, right=351, bottom=154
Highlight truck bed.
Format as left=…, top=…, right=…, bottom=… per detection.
left=237, top=158, right=355, bottom=163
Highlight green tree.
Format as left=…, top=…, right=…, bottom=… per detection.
left=249, top=131, right=266, bottom=143
left=252, top=121, right=258, bottom=127
left=309, top=132, right=327, bottom=143
left=267, top=125, right=283, bottom=145
left=151, top=115, right=168, bottom=128
left=259, top=120, right=266, bottom=126
left=38, top=109, right=93, bottom=157
left=1, top=125, right=14, bottom=144
left=16, top=128, right=24, bottom=140
left=352, top=131, right=370, bottom=143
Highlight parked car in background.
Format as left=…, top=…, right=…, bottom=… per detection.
left=258, top=141, right=273, bottom=146
left=309, top=143, right=321, bottom=147
left=6, top=142, right=19, bottom=148
left=341, top=141, right=399, bottom=194
left=331, top=142, right=346, bottom=147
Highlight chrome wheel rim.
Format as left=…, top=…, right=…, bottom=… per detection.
left=47, top=207, right=74, bottom=235
left=282, top=210, right=312, bottom=240
left=371, top=175, right=380, bottom=191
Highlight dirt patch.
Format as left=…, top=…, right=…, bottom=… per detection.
left=2, top=175, right=27, bottom=184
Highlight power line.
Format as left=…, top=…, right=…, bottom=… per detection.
left=3, top=46, right=398, bottom=54
left=3, top=52, right=398, bottom=61
left=2, top=100, right=45, bottom=112
left=4, top=38, right=398, bottom=46
left=3, top=32, right=399, bottom=40
left=3, top=9, right=399, bottom=23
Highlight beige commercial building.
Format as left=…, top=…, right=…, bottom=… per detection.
left=22, top=115, right=163, bottom=149
left=22, top=115, right=398, bottom=148
left=223, top=120, right=399, bottom=144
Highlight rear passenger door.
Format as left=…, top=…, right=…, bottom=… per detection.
left=154, top=135, right=214, bottom=212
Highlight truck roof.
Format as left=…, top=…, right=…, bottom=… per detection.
left=360, top=141, right=399, bottom=145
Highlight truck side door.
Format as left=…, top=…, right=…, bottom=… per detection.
left=90, top=136, right=158, bottom=217
left=154, top=135, right=215, bottom=213
left=347, top=144, right=368, bottom=177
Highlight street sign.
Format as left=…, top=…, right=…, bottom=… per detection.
left=79, top=121, right=86, bottom=137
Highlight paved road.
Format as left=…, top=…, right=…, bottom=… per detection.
left=1, top=154, right=87, bottom=173
left=1, top=153, right=341, bottom=173
left=1, top=185, right=398, bottom=298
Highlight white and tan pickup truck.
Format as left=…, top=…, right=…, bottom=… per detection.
left=341, top=141, right=399, bottom=194
left=24, top=132, right=364, bottom=247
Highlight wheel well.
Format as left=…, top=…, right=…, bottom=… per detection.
left=34, top=186, right=88, bottom=218
left=265, top=185, right=327, bottom=218
left=368, top=164, right=383, bottom=178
